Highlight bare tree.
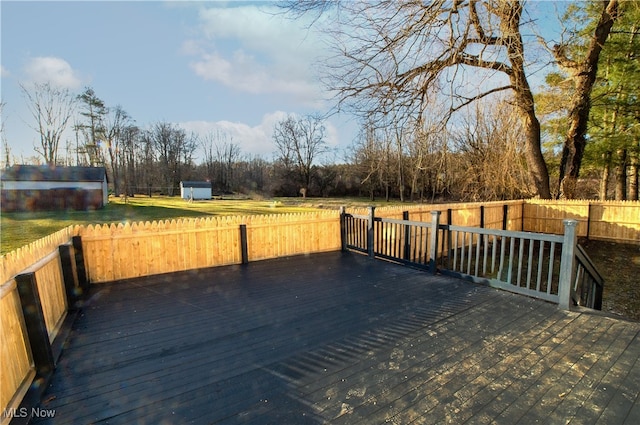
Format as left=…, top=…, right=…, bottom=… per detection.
left=103, top=105, right=132, bottom=196
left=352, top=121, right=384, bottom=201
left=273, top=114, right=328, bottom=196
left=149, top=122, right=190, bottom=195
left=216, top=139, right=241, bottom=193
left=201, top=130, right=241, bottom=192
left=119, top=124, right=140, bottom=199
left=20, top=82, right=76, bottom=166
left=285, top=0, right=552, bottom=198
left=453, top=99, right=533, bottom=200
left=1, top=102, right=10, bottom=168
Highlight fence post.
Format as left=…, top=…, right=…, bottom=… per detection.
left=446, top=209, right=453, bottom=269
left=587, top=202, right=593, bottom=240
left=339, top=206, right=347, bottom=252
left=502, top=204, right=509, bottom=231
left=239, top=224, right=249, bottom=265
left=558, top=219, right=578, bottom=310
left=403, top=211, right=411, bottom=260
left=429, top=211, right=441, bottom=274
left=72, top=236, right=88, bottom=291
left=15, top=272, right=56, bottom=379
left=59, top=243, right=81, bottom=309
left=367, top=206, right=376, bottom=258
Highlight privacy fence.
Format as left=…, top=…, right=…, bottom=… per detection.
left=0, top=199, right=638, bottom=424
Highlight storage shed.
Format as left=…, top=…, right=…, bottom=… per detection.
left=180, top=181, right=212, bottom=200
left=1, top=165, right=108, bottom=212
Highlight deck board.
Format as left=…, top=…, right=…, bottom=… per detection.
left=32, top=251, right=640, bottom=424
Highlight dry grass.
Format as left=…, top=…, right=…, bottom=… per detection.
left=580, top=239, right=640, bottom=321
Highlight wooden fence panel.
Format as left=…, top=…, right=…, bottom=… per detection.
left=1, top=226, right=75, bottom=285
left=524, top=201, right=590, bottom=236
left=33, top=254, right=67, bottom=343
left=484, top=204, right=507, bottom=229
left=0, top=280, right=35, bottom=422
left=523, top=200, right=639, bottom=243
left=77, top=212, right=340, bottom=283
left=588, top=203, right=640, bottom=244
left=246, top=212, right=341, bottom=262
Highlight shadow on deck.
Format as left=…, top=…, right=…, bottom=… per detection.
left=33, top=252, right=639, bottom=424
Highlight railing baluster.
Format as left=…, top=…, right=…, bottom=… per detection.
left=475, top=232, right=481, bottom=277
left=466, top=233, right=473, bottom=275
left=460, top=232, right=467, bottom=273
left=453, top=231, right=459, bottom=271
left=526, top=239, right=534, bottom=290
left=547, top=241, right=556, bottom=294
left=482, top=233, right=489, bottom=276
left=536, top=240, right=544, bottom=292
left=397, top=221, right=401, bottom=259
left=491, top=235, right=497, bottom=275
left=498, top=236, right=506, bottom=281
left=416, top=226, right=422, bottom=264
left=507, top=237, right=515, bottom=285
left=517, top=237, right=525, bottom=287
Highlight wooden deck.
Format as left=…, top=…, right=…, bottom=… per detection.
left=33, top=252, right=640, bottom=424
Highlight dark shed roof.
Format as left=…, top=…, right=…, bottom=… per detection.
left=1, top=165, right=107, bottom=182
left=180, top=181, right=212, bottom=188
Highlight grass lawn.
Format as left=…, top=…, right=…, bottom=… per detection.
left=0, top=196, right=333, bottom=254
left=0, top=195, right=411, bottom=254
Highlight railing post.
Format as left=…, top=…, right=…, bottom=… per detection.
left=403, top=211, right=411, bottom=260
left=72, top=236, right=88, bottom=291
left=239, top=224, right=249, bottom=265
left=59, top=243, right=81, bottom=309
left=446, top=209, right=453, bottom=269
left=558, top=219, right=578, bottom=310
left=339, top=206, right=347, bottom=252
left=15, top=272, right=56, bottom=379
left=367, top=206, right=376, bottom=258
left=502, top=204, right=509, bottom=231
left=429, top=211, right=441, bottom=274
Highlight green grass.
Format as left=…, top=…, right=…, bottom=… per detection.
left=0, top=195, right=412, bottom=254
left=0, top=196, right=329, bottom=254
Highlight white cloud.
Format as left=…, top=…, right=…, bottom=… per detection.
left=180, top=111, right=344, bottom=162
left=179, top=111, right=290, bottom=158
left=189, top=49, right=318, bottom=100
left=0, top=65, right=10, bottom=78
left=23, top=56, right=83, bottom=89
left=185, top=4, right=326, bottom=106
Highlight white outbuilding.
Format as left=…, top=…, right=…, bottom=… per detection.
left=179, top=181, right=212, bottom=200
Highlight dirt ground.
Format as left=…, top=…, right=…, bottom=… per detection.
left=579, top=239, right=640, bottom=321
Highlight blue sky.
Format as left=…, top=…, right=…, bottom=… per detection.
left=1, top=1, right=566, bottom=165
left=1, top=0, right=343, bottom=163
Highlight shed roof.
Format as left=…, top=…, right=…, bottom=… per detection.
left=1, top=165, right=107, bottom=182
left=180, top=181, right=212, bottom=188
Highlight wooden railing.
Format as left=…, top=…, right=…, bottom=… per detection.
left=341, top=207, right=603, bottom=311
left=1, top=238, right=86, bottom=425
left=573, top=245, right=604, bottom=310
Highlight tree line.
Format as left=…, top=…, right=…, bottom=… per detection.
left=2, top=1, right=638, bottom=201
